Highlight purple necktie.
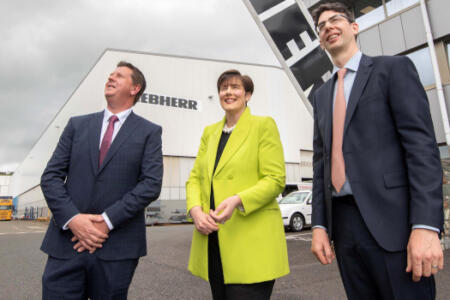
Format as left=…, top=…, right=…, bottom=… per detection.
left=99, top=115, right=119, bottom=167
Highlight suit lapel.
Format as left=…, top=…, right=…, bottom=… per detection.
left=89, top=112, right=104, bottom=175
left=214, top=107, right=251, bottom=177
left=98, top=111, right=141, bottom=174
left=206, top=119, right=225, bottom=181
left=344, top=55, right=373, bottom=135
left=322, top=80, right=334, bottom=154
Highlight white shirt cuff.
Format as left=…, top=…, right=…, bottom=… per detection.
left=62, top=214, right=79, bottom=230
left=102, top=212, right=114, bottom=230
left=412, top=224, right=440, bottom=233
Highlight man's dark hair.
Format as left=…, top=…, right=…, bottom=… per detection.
left=117, top=61, right=146, bottom=105
left=311, top=2, right=355, bottom=27
left=217, top=69, right=254, bottom=95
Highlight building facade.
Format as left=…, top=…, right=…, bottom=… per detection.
left=306, top=0, right=450, bottom=150
left=10, top=49, right=314, bottom=222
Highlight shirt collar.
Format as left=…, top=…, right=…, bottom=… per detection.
left=331, top=51, right=363, bottom=76
left=103, top=107, right=133, bottom=124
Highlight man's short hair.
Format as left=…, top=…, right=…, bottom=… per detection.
left=217, top=69, right=254, bottom=95
left=117, top=61, right=146, bottom=105
left=311, top=2, right=355, bottom=27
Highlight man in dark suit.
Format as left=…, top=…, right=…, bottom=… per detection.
left=40, top=61, right=163, bottom=299
left=310, top=2, right=444, bottom=299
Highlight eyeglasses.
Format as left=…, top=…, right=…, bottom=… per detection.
left=316, top=14, right=353, bottom=34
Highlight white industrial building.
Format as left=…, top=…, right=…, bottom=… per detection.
left=10, top=49, right=314, bottom=222
left=0, top=172, right=11, bottom=196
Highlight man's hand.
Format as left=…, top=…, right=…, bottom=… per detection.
left=72, top=217, right=110, bottom=253
left=406, top=229, right=444, bottom=282
left=210, top=195, right=242, bottom=224
left=68, top=214, right=108, bottom=253
left=311, top=227, right=335, bottom=264
left=190, top=206, right=219, bottom=235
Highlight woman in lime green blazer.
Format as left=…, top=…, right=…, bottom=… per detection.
left=186, top=69, right=289, bottom=299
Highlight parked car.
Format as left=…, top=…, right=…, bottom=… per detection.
left=278, top=190, right=312, bottom=232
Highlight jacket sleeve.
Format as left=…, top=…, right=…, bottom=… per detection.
left=186, top=127, right=209, bottom=217
left=311, top=93, right=328, bottom=228
left=104, top=125, right=163, bottom=227
left=40, top=118, right=80, bottom=228
left=237, top=117, right=286, bottom=215
left=387, top=56, right=443, bottom=231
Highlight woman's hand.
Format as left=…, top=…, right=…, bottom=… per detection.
left=190, top=206, right=219, bottom=235
left=210, top=195, right=242, bottom=224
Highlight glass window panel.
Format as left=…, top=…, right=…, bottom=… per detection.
left=447, top=42, right=450, bottom=68
left=386, top=0, right=419, bottom=16
left=405, top=47, right=435, bottom=86
left=353, top=0, right=386, bottom=31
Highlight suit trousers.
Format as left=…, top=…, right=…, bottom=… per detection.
left=332, top=196, right=436, bottom=300
left=42, top=253, right=138, bottom=300
left=208, top=231, right=275, bottom=300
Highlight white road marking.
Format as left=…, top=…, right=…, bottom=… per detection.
left=26, top=226, right=44, bottom=229
left=286, top=232, right=312, bottom=242
left=0, top=231, right=45, bottom=236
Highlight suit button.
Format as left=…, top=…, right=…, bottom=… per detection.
left=327, top=184, right=331, bottom=189
left=227, top=175, right=234, bottom=180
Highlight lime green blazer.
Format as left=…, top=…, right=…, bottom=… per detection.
left=186, top=107, right=290, bottom=284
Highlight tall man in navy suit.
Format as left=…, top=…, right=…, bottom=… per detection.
left=40, top=61, right=163, bottom=299
left=310, top=2, right=444, bottom=299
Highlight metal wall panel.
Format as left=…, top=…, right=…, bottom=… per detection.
left=426, top=88, right=445, bottom=143
left=379, top=16, right=407, bottom=55
left=359, top=26, right=383, bottom=56
left=16, top=185, right=46, bottom=218
left=303, top=0, right=321, bottom=8
left=0, top=186, right=8, bottom=195
left=401, top=6, right=427, bottom=50
left=445, top=85, right=450, bottom=129
left=428, top=0, right=450, bottom=39
left=286, top=162, right=301, bottom=183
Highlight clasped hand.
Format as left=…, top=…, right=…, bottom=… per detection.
left=68, top=214, right=110, bottom=254
left=191, top=195, right=242, bottom=235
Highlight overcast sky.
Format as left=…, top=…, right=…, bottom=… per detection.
left=0, top=0, right=279, bottom=172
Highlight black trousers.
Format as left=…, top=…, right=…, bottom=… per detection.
left=42, top=253, right=138, bottom=300
left=332, top=196, right=436, bottom=300
left=208, top=231, right=275, bottom=300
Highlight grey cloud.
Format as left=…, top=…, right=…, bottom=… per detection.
left=0, top=0, right=278, bottom=172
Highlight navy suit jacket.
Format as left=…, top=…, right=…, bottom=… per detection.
left=311, top=55, right=443, bottom=252
left=40, top=111, right=163, bottom=260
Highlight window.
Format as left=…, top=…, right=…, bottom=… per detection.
left=386, top=0, right=419, bottom=16
left=351, top=0, right=419, bottom=31
left=447, top=42, right=450, bottom=68
left=353, top=0, right=386, bottom=31
left=406, top=47, right=435, bottom=86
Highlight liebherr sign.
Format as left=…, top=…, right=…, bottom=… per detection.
left=139, top=93, right=199, bottom=110
left=242, top=0, right=333, bottom=115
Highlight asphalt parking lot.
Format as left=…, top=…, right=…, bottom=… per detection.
left=0, top=221, right=449, bottom=299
